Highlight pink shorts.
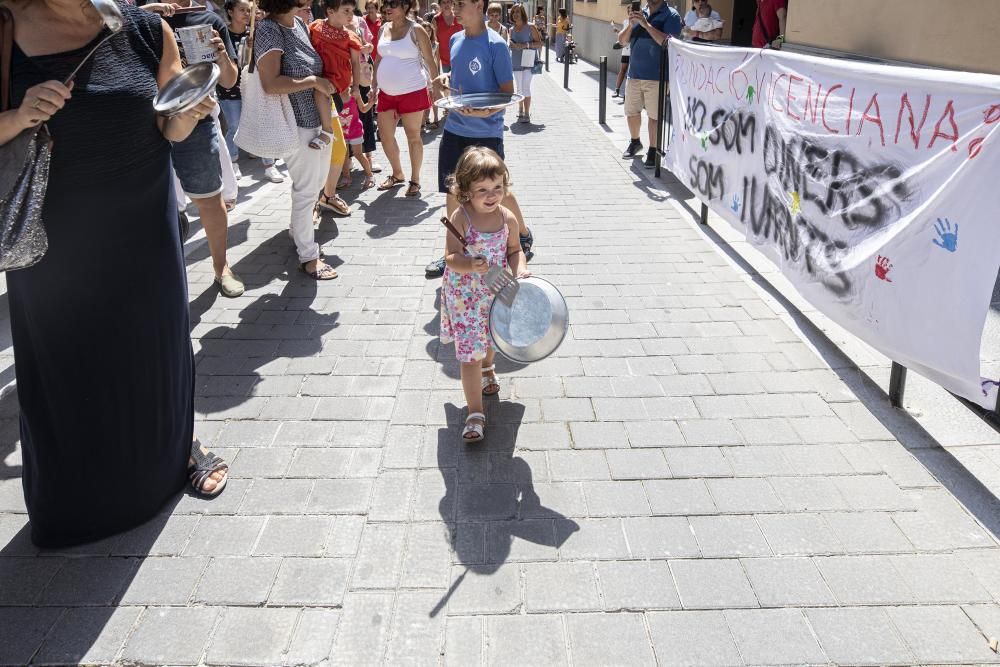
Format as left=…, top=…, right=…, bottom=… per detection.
left=378, top=88, right=432, bottom=115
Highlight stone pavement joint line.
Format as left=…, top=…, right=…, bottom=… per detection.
left=1, top=71, right=1000, bottom=665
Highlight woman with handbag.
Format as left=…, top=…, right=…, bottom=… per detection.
left=252, top=0, right=340, bottom=279
left=508, top=4, right=540, bottom=124
left=0, top=0, right=228, bottom=547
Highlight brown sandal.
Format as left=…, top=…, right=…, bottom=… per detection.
left=378, top=174, right=405, bottom=190
left=317, top=193, right=350, bottom=216
left=405, top=181, right=421, bottom=197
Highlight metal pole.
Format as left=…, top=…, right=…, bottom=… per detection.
left=654, top=43, right=667, bottom=177
left=598, top=56, right=607, bottom=125
left=889, top=362, right=907, bottom=408
left=563, top=45, right=570, bottom=89
left=545, top=34, right=550, bottom=72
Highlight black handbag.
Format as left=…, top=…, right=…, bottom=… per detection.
left=0, top=7, right=51, bottom=272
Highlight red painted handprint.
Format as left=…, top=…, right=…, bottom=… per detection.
left=875, top=255, right=893, bottom=282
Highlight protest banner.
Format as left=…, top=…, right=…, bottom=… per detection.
left=665, top=40, right=1000, bottom=409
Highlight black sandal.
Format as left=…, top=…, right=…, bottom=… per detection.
left=301, top=260, right=338, bottom=280
left=189, top=440, right=229, bottom=497
left=405, top=181, right=421, bottom=197
left=377, top=174, right=405, bottom=190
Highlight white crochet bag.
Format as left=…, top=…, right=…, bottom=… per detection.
left=234, top=24, right=299, bottom=160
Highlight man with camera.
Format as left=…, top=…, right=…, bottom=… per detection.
left=617, top=0, right=681, bottom=168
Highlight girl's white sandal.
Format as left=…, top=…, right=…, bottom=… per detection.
left=481, top=365, right=500, bottom=395
left=463, top=412, right=486, bottom=443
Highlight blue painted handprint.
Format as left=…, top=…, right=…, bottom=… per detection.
left=932, top=218, right=958, bottom=252
left=730, top=194, right=740, bottom=213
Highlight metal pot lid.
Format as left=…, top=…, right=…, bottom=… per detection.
left=435, top=92, right=524, bottom=111
left=489, top=276, right=569, bottom=364
left=153, top=63, right=220, bottom=117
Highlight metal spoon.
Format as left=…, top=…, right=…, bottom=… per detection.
left=62, top=0, right=126, bottom=85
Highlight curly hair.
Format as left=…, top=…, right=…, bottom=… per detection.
left=447, top=147, right=511, bottom=203
left=258, top=0, right=304, bottom=16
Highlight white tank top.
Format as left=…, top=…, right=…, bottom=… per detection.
left=377, top=22, right=429, bottom=96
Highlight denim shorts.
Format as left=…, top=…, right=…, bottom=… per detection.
left=171, top=118, right=223, bottom=199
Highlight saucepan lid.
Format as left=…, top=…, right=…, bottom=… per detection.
left=489, top=276, right=569, bottom=363
left=435, top=92, right=525, bottom=111
left=153, top=63, right=220, bottom=117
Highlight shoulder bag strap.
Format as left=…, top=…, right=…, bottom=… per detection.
left=1, top=6, right=14, bottom=112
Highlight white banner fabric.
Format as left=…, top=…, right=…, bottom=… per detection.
left=666, top=40, right=1000, bottom=409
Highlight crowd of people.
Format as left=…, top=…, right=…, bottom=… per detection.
left=0, top=0, right=542, bottom=548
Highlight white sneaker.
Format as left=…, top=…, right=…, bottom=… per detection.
left=232, top=161, right=243, bottom=180
left=264, top=165, right=284, bottom=183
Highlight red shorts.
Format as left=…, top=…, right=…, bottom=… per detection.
left=378, top=88, right=432, bottom=115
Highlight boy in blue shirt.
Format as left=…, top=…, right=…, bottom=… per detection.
left=424, top=0, right=534, bottom=277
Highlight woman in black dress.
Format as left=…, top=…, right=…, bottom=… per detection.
left=0, top=0, right=228, bottom=547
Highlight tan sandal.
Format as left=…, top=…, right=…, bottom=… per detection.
left=377, top=174, right=405, bottom=190
left=318, top=193, right=351, bottom=217
left=481, top=364, right=500, bottom=395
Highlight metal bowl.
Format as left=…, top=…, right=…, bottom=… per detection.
left=435, top=92, right=525, bottom=111
left=153, top=63, right=220, bottom=117
left=489, top=277, right=569, bottom=363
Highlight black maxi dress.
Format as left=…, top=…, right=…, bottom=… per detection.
left=9, top=7, right=193, bottom=548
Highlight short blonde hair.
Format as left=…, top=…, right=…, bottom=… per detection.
left=487, top=2, right=502, bottom=13
left=448, top=147, right=511, bottom=203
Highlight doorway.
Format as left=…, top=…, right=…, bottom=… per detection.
left=730, top=0, right=755, bottom=46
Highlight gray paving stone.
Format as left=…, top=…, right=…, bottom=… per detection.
left=0, top=557, right=63, bottom=605
left=33, top=606, right=141, bottom=666
left=122, top=607, right=219, bottom=666
left=444, top=564, right=521, bottom=615
left=287, top=447, right=352, bottom=477
left=119, top=556, right=208, bottom=606
left=663, top=447, right=733, bottom=477
left=606, top=449, right=671, bottom=479
left=272, top=557, right=352, bottom=607
left=457, top=483, right=517, bottom=520
left=886, top=605, right=1000, bottom=663
left=689, top=515, right=771, bottom=557
left=329, top=592, right=395, bottom=665
left=548, top=450, right=611, bottom=481
left=569, top=421, right=630, bottom=448
left=805, top=607, right=914, bottom=665
left=254, top=515, right=332, bottom=556
left=706, top=477, right=784, bottom=513
left=597, top=560, right=681, bottom=610
left=0, top=608, right=62, bottom=666
left=623, top=516, right=700, bottom=558
left=385, top=590, right=447, bottom=664
left=887, top=553, right=992, bottom=603
left=833, top=474, right=913, bottom=511
left=523, top=561, right=600, bottom=612
left=486, top=614, right=568, bottom=666
left=624, top=420, right=686, bottom=447
left=352, top=523, right=406, bottom=589
left=582, top=480, right=651, bottom=517
left=725, top=608, right=827, bottom=665
left=644, top=479, right=717, bottom=515
left=444, top=617, right=483, bottom=667
left=369, top=470, right=416, bottom=521
left=557, top=518, right=630, bottom=560
left=194, top=556, right=279, bottom=605
left=814, top=555, right=916, bottom=605
left=822, top=511, right=914, bottom=553
left=284, top=608, right=339, bottom=666
left=768, top=476, right=850, bottom=511
left=37, top=557, right=137, bottom=606
left=520, top=482, right=589, bottom=518
left=184, top=516, right=265, bottom=556
left=307, top=479, right=374, bottom=514
left=207, top=607, right=298, bottom=666
left=741, top=556, right=837, bottom=607
left=679, top=419, right=743, bottom=446
left=486, top=519, right=559, bottom=563
left=566, top=613, right=656, bottom=666
left=669, top=559, right=758, bottom=609
left=239, top=478, right=313, bottom=514
left=646, top=610, right=743, bottom=667
left=326, top=514, right=366, bottom=557
left=756, top=513, right=844, bottom=555
left=110, top=515, right=200, bottom=557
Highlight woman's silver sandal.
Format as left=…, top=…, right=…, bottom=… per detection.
left=463, top=412, right=486, bottom=443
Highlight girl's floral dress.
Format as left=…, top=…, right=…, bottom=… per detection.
left=440, top=207, right=510, bottom=362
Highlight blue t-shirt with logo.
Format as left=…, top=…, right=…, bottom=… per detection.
left=443, top=28, right=514, bottom=139
left=628, top=4, right=682, bottom=81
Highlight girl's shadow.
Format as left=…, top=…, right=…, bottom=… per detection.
left=429, top=401, right=579, bottom=617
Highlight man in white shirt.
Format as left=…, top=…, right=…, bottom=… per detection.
left=683, top=0, right=722, bottom=41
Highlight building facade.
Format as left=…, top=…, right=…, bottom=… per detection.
left=568, top=0, right=1000, bottom=76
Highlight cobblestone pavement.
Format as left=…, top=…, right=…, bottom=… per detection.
left=2, top=68, right=1000, bottom=665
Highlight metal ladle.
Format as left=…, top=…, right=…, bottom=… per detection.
left=62, top=0, right=126, bottom=85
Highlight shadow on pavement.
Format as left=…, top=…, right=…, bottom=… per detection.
left=429, top=401, right=579, bottom=617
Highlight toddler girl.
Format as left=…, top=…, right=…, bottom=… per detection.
left=338, top=91, right=376, bottom=188
left=440, top=147, right=530, bottom=443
